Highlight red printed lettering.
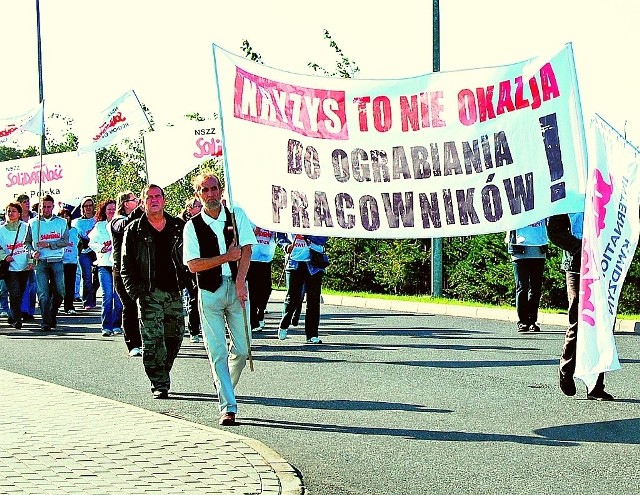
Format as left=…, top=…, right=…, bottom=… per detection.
left=234, top=68, right=347, bottom=140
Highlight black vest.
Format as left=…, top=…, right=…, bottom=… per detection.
left=191, top=207, right=237, bottom=293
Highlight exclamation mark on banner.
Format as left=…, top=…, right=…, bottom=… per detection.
left=539, top=113, right=565, bottom=202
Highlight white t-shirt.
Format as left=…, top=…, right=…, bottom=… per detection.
left=183, top=206, right=256, bottom=277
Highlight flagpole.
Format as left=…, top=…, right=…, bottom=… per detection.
left=35, top=0, right=46, bottom=243
left=132, top=90, right=153, bottom=182
left=211, top=43, right=254, bottom=372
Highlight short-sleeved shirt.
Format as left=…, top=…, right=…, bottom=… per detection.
left=183, top=206, right=256, bottom=277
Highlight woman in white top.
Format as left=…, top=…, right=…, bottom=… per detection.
left=89, top=199, right=122, bottom=337
left=0, top=202, right=35, bottom=329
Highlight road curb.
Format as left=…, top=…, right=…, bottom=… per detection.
left=271, top=290, right=639, bottom=333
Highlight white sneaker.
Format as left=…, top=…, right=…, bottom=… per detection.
left=277, top=327, right=288, bottom=340
left=251, top=327, right=262, bottom=333
left=128, top=347, right=142, bottom=357
left=101, top=329, right=113, bottom=337
left=112, top=327, right=123, bottom=335
left=306, top=337, right=323, bottom=344
left=190, top=334, right=201, bottom=343
left=0, top=311, right=9, bottom=318
left=259, top=320, right=265, bottom=329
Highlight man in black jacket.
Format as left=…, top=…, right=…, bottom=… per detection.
left=121, top=184, right=189, bottom=399
left=547, top=213, right=613, bottom=401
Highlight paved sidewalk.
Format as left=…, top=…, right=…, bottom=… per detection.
left=0, top=369, right=303, bottom=495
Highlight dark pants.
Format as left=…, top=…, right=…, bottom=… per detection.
left=247, top=261, right=272, bottom=329
left=138, top=288, right=184, bottom=393
left=6, top=271, right=29, bottom=324
left=512, top=258, right=545, bottom=326
left=79, top=252, right=96, bottom=308
left=560, top=271, right=605, bottom=391
left=63, top=263, right=77, bottom=311
left=185, top=283, right=201, bottom=336
left=115, top=272, right=142, bottom=351
left=280, top=263, right=323, bottom=339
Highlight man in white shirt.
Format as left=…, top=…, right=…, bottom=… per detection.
left=182, top=172, right=256, bottom=426
left=30, top=195, right=69, bottom=331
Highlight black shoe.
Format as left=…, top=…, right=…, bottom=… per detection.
left=7, top=316, right=15, bottom=325
left=559, top=370, right=577, bottom=396
left=587, top=389, right=614, bottom=401
left=13, top=321, right=22, bottom=330
left=152, top=389, right=169, bottom=399
left=517, top=323, right=529, bottom=333
left=529, top=323, right=541, bottom=332
left=40, top=325, right=51, bottom=332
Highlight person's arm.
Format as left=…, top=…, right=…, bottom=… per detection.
left=183, top=222, right=241, bottom=273
left=120, top=225, right=143, bottom=301
left=48, top=223, right=69, bottom=250
left=235, top=244, right=252, bottom=307
left=186, top=246, right=241, bottom=273
left=88, top=225, right=103, bottom=253
left=306, top=235, right=329, bottom=247
left=547, top=215, right=581, bottom=254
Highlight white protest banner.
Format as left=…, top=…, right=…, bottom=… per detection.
left=212, top=43, right=587, bottom=238
left=144, top=121, right=222, bottom=187
left=575, top=115, right=640, bottom=391
left=0, top=151, right=98, bottom=206
left=78, top=90, right=150, bottom=153
left=0, top=102, right=44, bottom=146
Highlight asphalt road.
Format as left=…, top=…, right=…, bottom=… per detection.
left=1, top=300, right=640, bottom=495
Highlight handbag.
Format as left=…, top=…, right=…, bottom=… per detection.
left=309, top=246, right=330, bottom=269
left=0, top=226, right=21, bottom=280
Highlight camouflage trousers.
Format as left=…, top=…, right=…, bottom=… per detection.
left=138, top=288, right=184, bottom=393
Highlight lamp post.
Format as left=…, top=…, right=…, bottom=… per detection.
left=431, top=0, right=443, bottom=297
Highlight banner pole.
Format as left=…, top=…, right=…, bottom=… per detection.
left=35, top=0, right=46, bottom=251
left=211, top=43, right=254, bottom=371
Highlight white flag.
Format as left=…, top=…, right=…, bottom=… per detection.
left=575, top=115, right=640, bottom=391
left=78, top=90, right=150, bottom=152
left=0, top=102, right=44, bottom=145
left=144, top=121, right=223, bottom=187
left=0, top=151, right=98, bottom=206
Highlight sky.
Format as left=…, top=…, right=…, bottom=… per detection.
left=1, top=0, right=639, bottom=146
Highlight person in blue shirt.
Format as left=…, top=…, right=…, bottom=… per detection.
left=505, top=220, right=548, bottom=333
left=247, top=226, right=276, bottom=332
left=276, top=233, right=329, bottom=344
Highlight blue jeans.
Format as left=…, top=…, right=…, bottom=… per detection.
left=79, top=252, right=96, bottom=308
left=98, top=266, right=122, bottom=330
left=0, top=279, right=9, bottom=312
left=20, top=270, right=36, bottom=316
left=35, top=260, right=65, bottom=327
